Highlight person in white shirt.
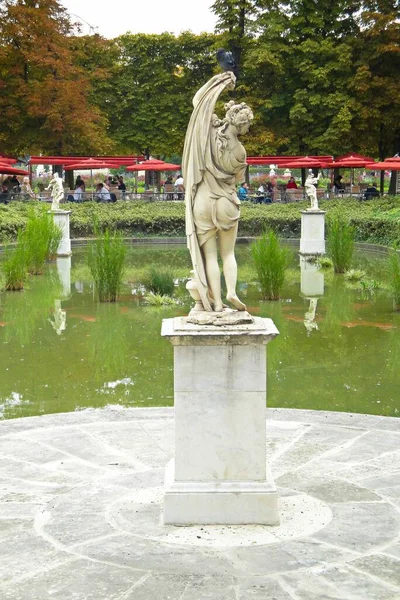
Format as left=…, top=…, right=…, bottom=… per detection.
left=73, top=184, right=84, bottom=202
left=95, top=183, right=111, bottom=202
left=174, top=174, right=184, bottom=199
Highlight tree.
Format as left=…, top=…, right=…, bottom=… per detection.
left=350, top=0, right=400, bottom=158
left=0, top=0, right=111, bottom=155
left=102, top=32, right=216, bottom=157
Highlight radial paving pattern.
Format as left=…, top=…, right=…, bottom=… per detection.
left=0, top=407, right=399, bottom=600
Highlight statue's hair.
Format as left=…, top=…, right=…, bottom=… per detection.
left=214, top=101, right=253, bottom=154
left=224, top=101, right=254, bottom=126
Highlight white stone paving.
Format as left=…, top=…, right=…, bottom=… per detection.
left=0, top=406, right=399, bottom=600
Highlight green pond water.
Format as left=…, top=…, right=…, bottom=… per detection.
left=0, top=244, right=399, bottom=419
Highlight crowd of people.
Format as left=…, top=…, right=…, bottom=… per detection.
left=0, top=171, right=382, bottom=204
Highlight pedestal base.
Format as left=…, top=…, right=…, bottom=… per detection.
left=164, top=459, right=279, bottom=526
left=300, top=210, right=326, bottom=255
left=50, top=210, right=72, bottom=257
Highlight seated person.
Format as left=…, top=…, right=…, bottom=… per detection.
left=20, top=177, right=35, bottom=200
left=118, top=176, right=126, bottom=198
left=255, top=184, right=265, bottom=204
left=364, top=182, right=379, bottom=200
left=333, top=175, right=345, bottom=192
left=0, top=182, right=9, bottom=203
left=95, top=182, right=111, bottom=202
left=286, top=176, right=298, bottom=189
left=73, top=183, right=84, bottom=202
left=237, top=182, right=248, bottom=200
left=75, top=175, right=85, bottom=192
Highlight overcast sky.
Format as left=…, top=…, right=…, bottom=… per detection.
left=61, top=0, right=217, bottom=38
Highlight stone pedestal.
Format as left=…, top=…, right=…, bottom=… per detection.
left=300, top=255, right=324, bottom=297
left=50, top=210, right=71, bottom=257
left=300, top=210, right=326, bottom=255
left=161, top=315, right=280, bottom=526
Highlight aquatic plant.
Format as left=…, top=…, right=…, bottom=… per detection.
left=327, top=216, right=354, bottom=273
left=2, top=232, right=28, bottom=291
left=344, top=269, right=366, bottom=282
left=144, top=292, right=179, bottom=306
left=87, top=228, right=126, bottom=302
left=144, top=267, right=175, bottom=296
left=318, top=257, right=333, bottom=269
left=387, top=251, right=400, bottom=310
left=24, top=212, right=54, bottom=275
left=251, top=230, right=290, bottom=300
left=47, top=220, right=63, bottom=261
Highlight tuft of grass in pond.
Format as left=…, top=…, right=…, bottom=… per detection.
left=327, top=216, right=354, bottom=274
left=2, top=232, right=28, bottom=291
left=144, top=292, right=180, bottom=306
left=318, top=256, right=333, bottom=269
left=24, top=212, right=59, bottom=275
left=47, top=220, right=63, bottom=261
left=144, top=267, right=175, bottom=296
left=251, top=230, right=290, bottom=300
left=87, top=229, right=126, bottom=302
left=387, top=250, right=400, bottom=310
left=344, top=269, right=366, bottom=282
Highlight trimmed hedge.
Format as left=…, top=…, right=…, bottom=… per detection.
left=0, top=197, right=399, bottom=246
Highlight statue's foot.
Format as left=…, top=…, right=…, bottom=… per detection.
left=226, top=293, right=246, bottom=311
left=213, top=302, right=224, bottom=313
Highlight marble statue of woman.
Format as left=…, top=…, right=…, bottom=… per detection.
left=182, top=71, right=253, bottom=312
left=305, top=170, right=321, bottom=210
left=46, top=173, right=64, bottom=210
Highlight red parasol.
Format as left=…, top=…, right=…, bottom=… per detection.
left=365, top=162, right=400, bottom=170
left=64, top=158, right=119, bottom=170
left=331, top=156, right=372, bottom=167
left=127, top=159, right=164, bottom=170
left=278, top=157, right=331, bottom=169
left=0, top=163, right=29, bottom=175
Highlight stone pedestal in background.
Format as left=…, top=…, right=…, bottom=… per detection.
left=300, top=210, right=326, bottom=255
left=300, top=255, right=325, bottom=297
left=51, top=210, right=71, bottom=257
left=161, top=315, right=279, bottom=526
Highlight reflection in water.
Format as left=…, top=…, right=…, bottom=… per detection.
left=304, top=298, right=319, bottom=336
left=49, top=299, right=66, bottom=336
left=56, top=257, right=71, bottom=299
left=0, top=246, right=398, bottom=418
left=1, top=266, right=62, bottom=346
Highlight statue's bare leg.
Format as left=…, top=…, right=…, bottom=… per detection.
left=201, top=235, right=223, bottom=312
left=219, top=225, right=246, bottom=311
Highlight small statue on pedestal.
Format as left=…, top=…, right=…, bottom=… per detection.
left=183, top=53, right=253, bottom=314
left=305, top=170, right=321, bottom=210
left=46, top=173, right=64, bottom=210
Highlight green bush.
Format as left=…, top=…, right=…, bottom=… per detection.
left=144, top=292, right=179, bottom=306
left=0, top=197, right=399, bottom=246
left=144, top=267, right=175, bottom=296
left=387, top=251, right=400, bottom=310
left=327, top=216, right=355, bottom=273
left=251, top=230, right=290, bottom=300
left=344, top=269, right=366, bottom=281
left=87, top=228, right=126, bottom=302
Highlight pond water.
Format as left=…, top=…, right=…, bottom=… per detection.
left=0, top=244, right=398, bottom=420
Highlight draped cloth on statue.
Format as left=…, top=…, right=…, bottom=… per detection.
left=182, top=73, right=247, bottom=312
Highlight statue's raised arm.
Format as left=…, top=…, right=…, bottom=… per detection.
left=182, top=68, right=253, bottom=313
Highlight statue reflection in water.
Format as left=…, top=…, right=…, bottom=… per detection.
left=303, top=298, right=319, bottom=336
left=49, top=299, right=66, bottom=335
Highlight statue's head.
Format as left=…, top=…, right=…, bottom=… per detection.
left=53, top=173, right=59, bottom=179
left=224, top=101, right=253, bottom=135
